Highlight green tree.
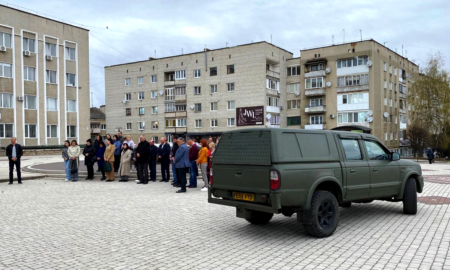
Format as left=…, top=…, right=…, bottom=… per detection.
left=407, top=123, right=430, bottom=160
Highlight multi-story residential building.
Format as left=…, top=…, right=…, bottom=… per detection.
left=105, top=42, right=292, bottom=143
left=0, top=4, right=90, bottom=147
left=90, top=105, right=106, bottom=140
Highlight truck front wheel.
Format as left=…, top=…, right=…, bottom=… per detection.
left=304, top=190, right=340, bottom=238
left=403, top=178, right=417, bottom=215
left=245, top=210, right=274, bottom=225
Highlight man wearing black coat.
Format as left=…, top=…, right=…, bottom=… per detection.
left=149, top=140, right=158, bottom=181
left=158, top=137, right=171, bottom=182
left=6, top=137, right=23, bottom=185
left=134, top=135, right=151, bottom=184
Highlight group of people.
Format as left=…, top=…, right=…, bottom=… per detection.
left=61, top=131, right=218, bottom=193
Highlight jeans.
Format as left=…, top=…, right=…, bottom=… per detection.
left=199, top=163, right=208, bottom=187
left=176, top=167, right=187, bottom=191
left=9, top=159, right=22, bottom=183
left=172, top=162, right=178, bottom=184
left=64, top=160, right=71, bottom=180
left=150, top=159, right=157, bottom=180
left=137, top=162, right=149, bottom=183
left=189, top=161, right=197, bottom=187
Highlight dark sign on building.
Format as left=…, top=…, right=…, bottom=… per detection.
left=236, top=106, right=264, bottom=126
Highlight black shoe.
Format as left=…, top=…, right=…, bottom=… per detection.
left=164, top=180, right=169, bottom=182
left=18, top=182, right=23, bottom=184
left=85, top=177, right=89, bottom=180
left=8, top=183, right=12, bottom=185
left=142, top=182, right=148, bottom=185
left=159, top=180, right=166, bottom=182
left=176, top=189, right=186, bottom=193
left=173, top=184, right=181, bottom=188
left=137, top=182, right=143, bottom=184
left=100, top=177, right=106, bottom=181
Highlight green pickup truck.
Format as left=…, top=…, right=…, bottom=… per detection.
left=208, top=128, right=424, bottom=238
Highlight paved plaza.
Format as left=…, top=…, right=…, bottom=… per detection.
left=0, top=161, right=449, bottom=270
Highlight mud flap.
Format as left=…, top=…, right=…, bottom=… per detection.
left=297, top=211, right=311, bottom=225
left=236, top=207, right=254, bottom=219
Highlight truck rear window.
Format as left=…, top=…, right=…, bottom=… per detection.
left=213, top=131, right=271, bottom=165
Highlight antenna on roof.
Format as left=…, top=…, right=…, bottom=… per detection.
left=154, top=50, right=156, bottom=58
left=332, top=35, right=334, bottom=45
left=402, top=45, right=404, bottom=57
left=226, top=42, right=228, bottom=47
left=405, top=50, right=408, bottom=58
left=270, top=34, right=272, bottom=44
left=342, top=29, right=345, bottom=43
left=182, top=48, right=183, bottom=55
left=360, top=29, right=362, bottom=41
left=384, top=41, right=387, bottom=46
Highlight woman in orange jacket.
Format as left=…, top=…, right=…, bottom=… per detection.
left=197, top=139, right=209, bottom=191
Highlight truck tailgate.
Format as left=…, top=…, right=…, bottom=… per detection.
left=213, top=164, right=270, bottom=193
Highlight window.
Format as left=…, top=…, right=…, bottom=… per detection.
left=266, top=79, right=279, bottom=91
left=194, top=103, right=202, bottom=112
left=0, top=124, right=14, bottom=138
left=210, top=119, right=218, bottom=127
left=269, top=115, right=280, bottom=125
left=47, top=125, right=57, bottom=138
left=151, top=91, right=157, bottom=99
left=383, top=62, right=387, bottom=71
left=337, top=74, right=369, bottom=86
left=395, top=116, right=398, bottom=124
left=394, top=67, right=397, bottom=76
left=126, top=123, right=132, bottom=130
left=365, top=140, right=389, bottom=160
left=126, top=108, right=131, bottom=116
left=305, top=77, right=323, bottom=89
left=165, top=103, right=175, bottom=112
left=166, top=119, right=176, bottom=127
left=384, top=80, right=387, bottom=89
left=337, top=56, right=368, bottom=68
left=65, top=47, right=76, bottom=60
left=125, top=93, right=132, bottom=101
left=287, top=83, right=300, bottom=94
left=139, top=107, right=145, bottom=115
left=227, top=101, right=235, bottom=110
left=138, top=122, right=145, bottom=130
left=390, top=132, right=393, bottom=140
left=227, top=83, right=235, bottom=92
left=151, top=75, right=157, bottom=83
left=210, top=102, right=218, bottom=111
left=210, top=85, right=217, bottom=94
left=67, top=99, right=77, bottom=112
left=287, top=100, right=300, bottom=109
left=194, top=86, right=201, bottom=95
left=195, top=119, right=202, bottom=128
left=395, top=132, right=398, bottom=140
left=45, top=43, right=57, bottom=57
left=309, top=98, right=323, bottom=107
left=24, top=124, right=36, bottom=138
left=138, top=77, right=144, bottom=84
left=337, top=111, right=369, bottom=124
left=339, top=93, right=365, bottom=105
left=151, top=106, right=158, bottom=114
left=176, top=118, right=187, bottom=127
left=399, top=84, right=406, bottom=94
left=101, top=124, right=106, bottom=130
left=267, top=96, right=280, bottom=107
left=67, top=125, right=77, bottom=138
left=24, top=95, right=36, bottom=110
left=389, top=116, right=393, bottom=123
left=0, top=63, right=13, bottom=78
left=46, top=70, right=57, bottom=84
left=287, top=66, right=300, bottom=76
left=151, top=121, right=159, bottom=129
left=23, top=37, right=35, bottom=52
left=165, top=88, right=174, bottom=101
left=389, top=82, right=392, bottom=90
left=194, top=69, right=201, bottom=78
left=227, top=65, right=235, bottom=74
left=176, top=104, right=186, bottom=111
left=227, top=118, right=235, bottom=127
left=0, top=93, right=13, bottom=108
left=310, top=63, right=323, bottom=71
left=23, top=66, right=35, bottom=81
left=389, top=98, right=392, bottom=107
left=47, top=97, right=57, bottom=111
left=175, top=70, right=185, bottom=80
left=287, top=116, right=301, bottom=126
left=0, top=32, right=12, bottom=48
left=152, top=136, right=159, bottom=142
left=175, top=86, right=186, bottom=96
left=310, top=115, right=323, bottom=125
left=66, top=73, right=76, bottom=86
left=125, top=78, right=131, bottom=86
left=341, top=139, right=362, bottom=160
left=210, top=67, right=217, bottom=76
left=138, top=92, right=144, bottom=100
left=389, top=65, right=392, bottom=74
left=384, top=97, right=387, bottom=106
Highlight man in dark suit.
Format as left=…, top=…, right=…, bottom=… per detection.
left=158, top=137, right=171, bottom=182
left=134, top=135, right=150, bottom=185
left=149, top=140, right=158, bottom=181
left=6, top=137, right=23, bottom=185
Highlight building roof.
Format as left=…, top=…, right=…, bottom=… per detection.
left=90, top=107, right=105, bottom=120
left=105, top=41, right=293, bottom=68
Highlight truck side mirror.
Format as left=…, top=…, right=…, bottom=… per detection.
left=391, top=152, right=400, bottom=161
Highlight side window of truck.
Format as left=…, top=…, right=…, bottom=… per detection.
left=341, top=139, right=363, bottom=160
left=364, top=140, right=390, bottom=160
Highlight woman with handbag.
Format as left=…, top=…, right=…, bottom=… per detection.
left=68, top=140, right=81, bottom=182
left=104, top=138, right=116, bottom=182
left=62, top=140, right=71, bottom=181
left=118, top=143, right=131, bottom=182
left=83, top=139, right=96, bottom=180
left=96, top=140, right=106, bottom=181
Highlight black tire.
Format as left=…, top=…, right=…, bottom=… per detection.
left=403, top=178, right=417, bottom=215
left=303, top=190, right=340, bottom=238
left=341, top=202, right=351, bottom=208
left=245, top=210, right=274, bottom=225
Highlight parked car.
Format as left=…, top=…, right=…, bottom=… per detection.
left=208, top=128, right=424, bottom=238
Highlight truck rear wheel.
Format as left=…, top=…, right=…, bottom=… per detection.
left=245, top=210, right=274, bottom=225
left=304, top=190, right=339, bottom=238
left=403, top=178, right=417, bottom=215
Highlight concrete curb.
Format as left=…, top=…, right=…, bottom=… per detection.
left=0, top=174, right=46, bottom=183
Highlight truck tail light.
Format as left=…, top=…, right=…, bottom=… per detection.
left=270, top=170, right=280, bottom=191
left=210, top=168, right=213, bottom=185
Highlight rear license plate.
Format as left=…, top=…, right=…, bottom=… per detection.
left=233, top=192, right=254, bottom=202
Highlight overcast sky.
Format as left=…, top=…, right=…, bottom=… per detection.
left=5, top=0, right=450, bottom=107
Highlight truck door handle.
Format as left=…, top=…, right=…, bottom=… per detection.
left=235, top=171, right=242, bottom=176
left=373, top=168, right=378, bottom=172
left=350, top=169, right=356, bottom=173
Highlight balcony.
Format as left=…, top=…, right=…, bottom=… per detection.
left=305, top=88, right=326, bottom=96
left=164, top=111, right=187, bottom=118
left=165, top=127, right=187, bottom=133
left=164, top=79, right=186, bottom=87
left=175, top=95, right=186, bottom=101
left=399, top=108, right=406, bottom=114
left=266, top=70, right=280, bottom=79
left=266, top=89, right=280, bottom=96
left=266, top=106, right=280, bottom=114
left=305, top=105, right=326, bottom=114
left=305, top=123, right=326, bottom=130
left=91, top=128, right=100, bottom=133
left=164, top=80, right=175, bottom=87
left=337, top=84, right=369, bottom=93
left=304, top=70, right=326, bottom=78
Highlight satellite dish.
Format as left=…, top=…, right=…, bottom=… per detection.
left=189, top=104, right=195, bottom=110
left=295, top=91, right=300, bottom=96
left=266, top=113, right=272, bottom=120
left=122, top=99, right=127, bottom=104
left=367, top=117, right=373, bottom=123
left=326, top=82, right=332, bottom=87
left=266, top=122, right=271, bottom=127
left=383, top=112, right=390, bottom=118
left=325, top=67, right=331, bottom=74
left=159, top=90, right=164, bottom=96
left=367, top=110, right=373, bottom=116
left=366, top=60, right=373, bottom=67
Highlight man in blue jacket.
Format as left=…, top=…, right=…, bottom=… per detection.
left=174, top=137, right=190, bottom=193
